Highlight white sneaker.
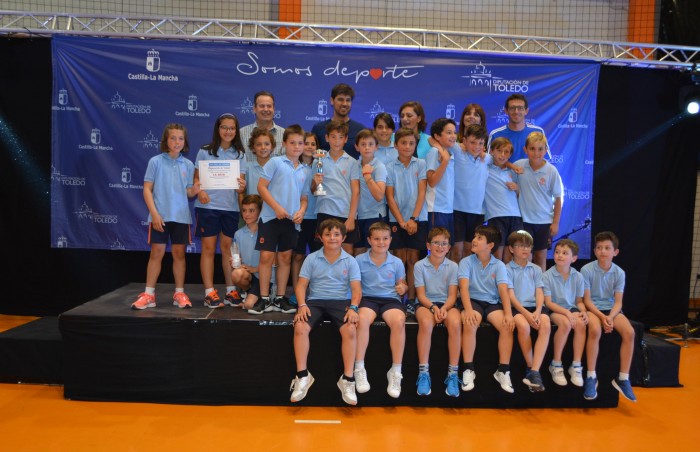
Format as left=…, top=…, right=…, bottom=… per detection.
left=386, top=369, right=403, bottom=398
left=568, top=366, right=584, bottom=387
left=549, top=365, right=568, bottom=386
left=354, top=367, right=370, bottom=393
left=493, top=370, right=515, bottom=393
left=290, top=372, right=315, bottom=402
left=461, top=369, right=476, bottom=391
left=337, top=376, right=358, bottom=405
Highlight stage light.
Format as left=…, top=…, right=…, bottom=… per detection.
left=679, top=84, right=700, bottom=115
left=687, top=99, right=700, bottom=115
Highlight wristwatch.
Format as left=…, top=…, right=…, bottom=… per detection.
left=347, top=305, right=359, bottom=313
left=429, top=304, right=436, bottom=313
left=409, top=216, right=418, bottom=221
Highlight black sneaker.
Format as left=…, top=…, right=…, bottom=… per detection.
left=265, top=297, right=281, bottom=312
left=248, top=297, right=269, bottom=315
left=276, top=296, right=297, bottom=314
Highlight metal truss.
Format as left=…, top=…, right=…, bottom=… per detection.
left=2, top=10, right=699, bottom=70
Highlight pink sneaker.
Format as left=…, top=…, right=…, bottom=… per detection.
left=131, top=292, right=156, bottom=310
left=173, top=292, right=192, bottom=309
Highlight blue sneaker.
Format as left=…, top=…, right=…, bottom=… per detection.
left=444, top=373, right=460, bottom=398
left=612, top=378, right=637, bottom=402
left=416, top=372, right=431, bottom=396
left=583, top=376, right=598, bottom=400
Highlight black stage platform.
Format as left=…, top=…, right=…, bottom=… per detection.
left=53, top=283, right=643, bottom=408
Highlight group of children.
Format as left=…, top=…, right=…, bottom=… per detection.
left=130, top=104, right=635, bottom=407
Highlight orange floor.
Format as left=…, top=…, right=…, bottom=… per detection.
left=0, top=315, right=698, bottom=451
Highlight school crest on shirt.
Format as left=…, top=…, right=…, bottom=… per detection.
left=539, top=177, right=546, bottom=186
left=391, top=225, right=398, bottom=233
left=259, top=237, right=265, bottom=244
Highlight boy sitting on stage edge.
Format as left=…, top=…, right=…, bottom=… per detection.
left=459, top=224, right=515, bottom=394
left=354, top=222, right=408, bottom=398
left=582, top=231, right=637, bottom=402
left=290, top=219, right=362, bottom=406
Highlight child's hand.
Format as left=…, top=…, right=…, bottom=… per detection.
left=567, top=312, right=577, bottom=327
left=152, top=213, right=165, bottom=232
left=345, top=217, right=356, bottom=232
left=344, top=308, right=359, bottom=326
left=313, top=173, right=324, bottom=185
left=198, top=190, right=210, bottom=204
left=274, top=205, right=290, bottom=220
left=395, top=279, right=408, bottom=297
left=362, top=164, right=374, bottom=179
left=503, top=313, right=515, bottom=332
left=294, top=305, right=311, bottom=324
left=236, top=177, right=247, bottom=193
left=291, top=209, right=304, bottom=224
left=512, top=165, right=524, bottom=175
left=462, top=308, right=480, bottom=327
left=549, top=223, right=559, bottom=237
left=406, top=219, right=417, bottom=234
left=505, top=182, right=518, bottom=191
left=437, top=146, right=450, bottom=164
left=528, top=312, right=540, bottom=330
left=603, top=315, right=614, bottom=333
left=578, top=311, right=589, bottom=326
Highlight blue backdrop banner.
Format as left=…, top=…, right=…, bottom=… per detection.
left=51, top=36, right=598, bottom=257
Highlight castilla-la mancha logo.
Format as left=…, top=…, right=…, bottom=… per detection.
left=146, top=49, right=160, bottom=72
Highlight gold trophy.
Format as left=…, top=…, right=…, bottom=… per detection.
left=313, top=149, right=327, bottom=196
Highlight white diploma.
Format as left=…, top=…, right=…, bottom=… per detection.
left=199, top=160, right=240, bottom=190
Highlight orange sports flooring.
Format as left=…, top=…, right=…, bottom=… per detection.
left=0, top=315, right=698, bottom=451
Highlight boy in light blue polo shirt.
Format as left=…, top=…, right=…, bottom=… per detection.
left=354, top=129, right=388, bottom=256
left=542, top=239, right=587, bottom=392
left=506, top=230, right=550, bottom=392
left=290, top=219, right=362, bottom=406
left=413, top=227, right=461, bottom=397
left=354, top=222, right=408, bottom=398
left=452, top=124, right=490, bottom=262
left=256, top=125, right=309, bottom=315
left=385, top=128, right=428, bottom=305
left=582, top=231, right=637, bottom=402
left=312, top=120, right=361, bottom=253
left=425, top=118, right=456, bottom=241
left=514, top=132, right=562, bottom=272
left=459, top=224, right=514, bottom=394
left=485, top=137, right=523, bottom=263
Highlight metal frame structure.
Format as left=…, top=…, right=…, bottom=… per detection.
left=1, top=10, right=699, bottom=70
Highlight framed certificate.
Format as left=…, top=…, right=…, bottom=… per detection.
left=198, top=160, right=240, bottom=190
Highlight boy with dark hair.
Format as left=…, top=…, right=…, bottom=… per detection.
left=452, top=123, right=490, bottom=262
left=255, top=124, right=309, bottom=315
left=425, top=118, right=457, bottom=241
left=459, top=224, right=515, bottom=393
left=311, top=120, right=361, bottom=253
left=581, top=231, right=637, bottom=402
left=290, top=219, right=362, bottom=405
left=386, top=127, right=428, bottom=306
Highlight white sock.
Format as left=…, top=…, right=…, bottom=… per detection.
left=205, top=288, right=214, bottom=295
left=145, top=287, right=156, bottom=295
left=227, top=286, right=236, bottom=294
left=618, top=372, right=629, bottom=381
left=587, top=371, right=597, bottom=379
left=354, top=360, right=365, bottom=370
left=391, top=363, right=402, bottom=374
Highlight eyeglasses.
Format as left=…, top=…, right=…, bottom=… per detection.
left=512, top=244, right=532, bottom=249
left=219, top=126, right=236, bottom=132
left=430, top=241, right=450, bottom=247
left=507, top=105, right=526, bottom=112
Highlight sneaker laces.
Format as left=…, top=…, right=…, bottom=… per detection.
left=389, top=371, right=402, bottom=390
